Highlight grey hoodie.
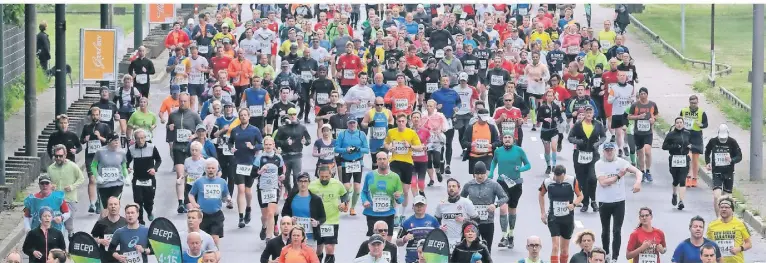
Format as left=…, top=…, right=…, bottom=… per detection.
left=438, top=56, right=463, bottom=86
left=460, top=179, right=508, bottom=225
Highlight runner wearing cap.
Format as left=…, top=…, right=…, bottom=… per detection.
left=275, top=107, right=312, bottom=195
left=81, top=106, right=113, bottom=214
left=397, top=195, right=439, bottom=263
left=462, top=108, right=500, bottom=174
left=281, top=172, right=327, bottom=249
left=381, top=58, right=400, bottom=88
left=227, top=108, right=264, bottom=228
left=706, top=197, right=752, bottom=263
left=308, top=166, right=348, bottom=263
left=188, top=158, right=230, bottom=245
left=168, top=93, right=203, bottom=214
left=336, top=117, right=370, bottom=216
left=23, top=175, right=70, bottom=232
left=595, top=142, right=643, bottom=262
left=627, top=87, right=658, bottom=182
left=314, top=124, right=337, bottom=177
left=431, top=76, right=463, bottom=175
left=211, top=99, right=237, bottom=209
left=265, top=87, right=298, bottom=134
left=354, top=234, right=392, bottom=263
left=90, top=132, right=129, bottom=212
left=704, top=124, right=742, bottom=217
left=539, top=165, right=583, bottom=263
left=183, top=141, right=208, bottom=211
left=190, top=123, right=216, bottom=159
left=461, top=161, right=508, bottom=252
left=489, top=132, right=531, bottom=249
left=253, top=136, right=284, bottom=240
left=362, top=97, right=394, bottom=169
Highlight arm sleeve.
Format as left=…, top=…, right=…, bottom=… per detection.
left=488, top=153, right=498, bottom=179
left=700, top=112, right=709, bottom=129
left=519, top=150, right=532, bottom=172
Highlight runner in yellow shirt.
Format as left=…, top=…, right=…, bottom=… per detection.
left=706, top=197, right=752, bottom=263
left=597, top=20, right=617, bottom=54
left=383, top=113, right=424, bottom=224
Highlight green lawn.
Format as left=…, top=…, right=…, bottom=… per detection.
left=38, top=4, right=135, bottom=13
left=633, top=4, right=766, bottom=128
left=39, top=7, right=139, bottom=80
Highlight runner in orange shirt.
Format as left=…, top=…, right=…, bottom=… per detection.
left=228, top=48, right=254, bottom=107
left=383, top=73, right=418, bottom=116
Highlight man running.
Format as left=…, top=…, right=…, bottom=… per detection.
left=671, top=216, right=721, bottom=263
left=679, top=95, right=708, bottom=187
left=91, top=197, right=126, bottom=263
left=228, top=108, right=264, bottom=228
left=704, top=124, right=743, bottom=217
left=47, top=144, right=85, bottom=238
left=539, top=165, right=583, bottom=263
left=435, top=178, right=479, bottom=252
left=335, top=119, right=370, bottom=215
left=396, top=195, right=439, bottom=263
left=461, top=161, right=508, bottom=252
left=188, top=158, right=231, bottom=245
left=81, top=106, right=112, bottom=214
left=169, top=93, right=203, bottom=213
left=462, top=108, right=500, bottom=174
left=606, top=71, right=634, bottom=157
left=108, top=204, right=152, bottom=263
left=281, top=172, right=327, bottom=248
left=385, top=114, right=425, bottom=224
left=126, top=129, right=162, bottom=225
left=706, top=197, right=752, bottom=263
left=568, top=105, right=607, bottom=212
left=361, top=152, right=404, bottom=236
left=309, top=166, right=348, bottom=263
left=489, top=133, right=531, bottom=248
left=627, top=87, right=658, bottom=182
left=361, top=97, right=394, bottom=169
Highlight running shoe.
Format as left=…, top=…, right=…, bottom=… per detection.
left=678, top=201, right=685, bottom=210
left=545, top=166, right=552, bottom=175
left=645, top=171, right=653, bottom=182
left=244, top=211, right=252, bottom=224
left=238, top=219, right=245, bottom=228
left=226, top=199, right=234, bottom=209
left=88, top=204, right=96, bottom=214
left=260, top=228, right=267, bottom=240
left=427, top=180, right=435, bottom=187
left=591, top=202, right=599, bottom=212
left=498, top=237, right=507, bottom=247
left=506, top=236, right=514, bottom=249
left=437, top=172, right=443, bottom=182
left=445, top=165, right=452, bottom=175
left=177, top=205, right=187, bottom=214
left=350, top=208, right=357, bottom=216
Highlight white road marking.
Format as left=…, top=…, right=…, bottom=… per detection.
left=531, top=137, right=538, bottom=141
left=540, top=154, right=545, bottom=160
left=575, top=220, right=584, bottom=229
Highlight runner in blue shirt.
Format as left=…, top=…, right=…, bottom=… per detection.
left=396, top=195, right=441, bottom=263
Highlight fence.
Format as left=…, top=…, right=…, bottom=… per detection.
left=1, top=26, right=26, bottom=87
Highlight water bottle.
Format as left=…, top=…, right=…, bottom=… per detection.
left=470, top=252, right=482, bottom=263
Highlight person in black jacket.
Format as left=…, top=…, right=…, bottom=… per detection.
left=567, top=106, right=606, bottom=213
left=450, top=221, right=491, bottom=263
left=47, top=114, right=82, bottom=162
left=80, top=106, right=113, bottom=214
left=260, top=216, right=295, bottom=263
left=37, top=21, right=51, bottom=72
left=537, top=90, right=565, bottom=175
left=126, top=129, right=163, bottom=224
left=22, top=207, right=66, bottom=263
left=569, top=230, right=597, bottom=263
left=274, top=108, right=311, bottom=192
left=662, top=117, right=692, bottom=210
left=127, top=46, right=157, bottom=97
left=704, top=123, right=743, bottom=217
left=461, top=108, right=500, bottom=171
left=281, top=173, right=326, bottom=245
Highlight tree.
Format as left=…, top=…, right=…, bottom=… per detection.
left=3, top=4, right=24, bottom=27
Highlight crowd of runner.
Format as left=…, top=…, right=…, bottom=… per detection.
left=13, top=3, right=754, bottom=263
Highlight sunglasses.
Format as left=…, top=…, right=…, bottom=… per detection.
left=527, top=244, right=541, bottom=248
left=376, top=104, right=385, bottom=106
left=376, top=229, right=388, bottom=233
left=54, top=154, right=66, bottom=158
left=40, top=182, right=51, bottom=185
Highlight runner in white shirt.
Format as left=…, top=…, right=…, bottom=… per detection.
left=343, top=72, right=376, bottom=126
left=254, top=22, right=276, bottom=58
left=606, top=70, right=635, bottom=157
left=187, top=46, right=210, bottom=112
left=239, top=28, right=260, bottom=64
left=595, top=142, right=643, bottom=262
left=435, top=178, right=479, bottom=254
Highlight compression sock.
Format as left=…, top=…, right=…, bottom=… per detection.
left=544, top=153, right=551, bottom=166
left=551, top=152, right=557, bottom=166
left=178, top=200, right=183, bottom=206
left=551, top=255, right=559, bottom=263
left=499, top=214, right=509, bottom=235
left=630, top=153, right=637, bottom=164
left=239, top=213, right=244, bottom=219
left=325, top=254, right=335, bottom=263
left=352, top=191, right=361, bottom=208
left=317, top=253, right=324, bottom=262
left=508, top=214, right=517, bottom=237
left=560, top=254, right=568, bottom=263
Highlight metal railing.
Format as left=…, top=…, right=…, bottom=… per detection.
left=718, top=86, right=766, bottom=124
left=1, top=26, right=26, bottom=86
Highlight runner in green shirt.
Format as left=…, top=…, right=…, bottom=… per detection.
left=308, top=165, right=348, bottom=263
left=127, top=97, right=158, bottom=143
left=361, top=151, right=404, bottom=235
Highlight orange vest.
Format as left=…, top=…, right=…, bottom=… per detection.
left=470, top=123, right=492, bottom=157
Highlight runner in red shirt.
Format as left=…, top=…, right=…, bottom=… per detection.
left=335, top=42, right=363, bottom=93
left=549, top=75, right=572, bottom=106
left=210, top=46, right=233, bottom=78
left=493, top=93, right=524, bottom=143
left=601, top=59, right=620, bottom=117
left=626, top=207, right=667, bottom=263
left=562, top=62, right=586, bottom=97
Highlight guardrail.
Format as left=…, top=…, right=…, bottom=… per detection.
left=718, top=86, right=766, bottom=124
left=627, top=14, right=733, bottom=81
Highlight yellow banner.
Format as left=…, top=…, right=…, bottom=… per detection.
left=80, top=29, right=116, bottom=81
left=148, top=4, right=176, bottom=24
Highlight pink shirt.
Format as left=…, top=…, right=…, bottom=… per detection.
left=422, top=111, right=448, bottom=132
left=413, top=128, right=430, bottom=163
left=560, top=33, right=582, bottom=54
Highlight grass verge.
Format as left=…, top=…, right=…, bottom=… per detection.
left=3, top=64, right=51, bottom=118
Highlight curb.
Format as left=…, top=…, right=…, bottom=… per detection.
left=652, top=126, right=766, bottom=236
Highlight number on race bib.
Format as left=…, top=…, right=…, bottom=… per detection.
left=566, top=79, right=579, bottom=90
left=638, top=253, right=658, bottom=263
left=394, top=99, right=409, bottom=110
left=221, top=144, right=233, bottom=156
left=465, top=65, right=476, bottom=75
left=386, top=81, right=398, bottom=87
left=249, top=105, right=264, bottom=117
left=502, top=122, right=516, bottom=135
left=426, top=83, right=438, bottom=93
left=600, top=40, right=612, bottom=52
left=87, top=140, right=103, bottom=154
left=479, top=60, right=487, bottom=69
left=186, top=170, right=203, bottom=184
left=295, top=217, right=313, bottom=234
left=593, top=78, right=602, bottom=87
left=491, top=75, right=504, bottom=86
left=475, top=205, right=490, bottom=221
left=261, top=189, right=278, bottom=203
left=552, top=201, right=570, bottom=217
left=474, top=139, right=490, bottom=153
left=198, top=45, right=209, bottom=54
left=320, top=225, right=335, bottom=237
left=346, top=161, right=361, bottom=173
left=236, top=164, right=253, bottom=176
left=203, top=184, right=222, bottom=199
left=683, top=117, right=695, bottom=130
left=124, top=251, right=143, bottom=263
left=136, top=74, right=148, bottom=84
left=567, top=46, right=580, bottom=54
left=372, top=127, right=387, bottom=140
left=316, top=93, right=330, bottom=105
left=136, top=180, right=152, bottom=187
left=578, top=151, right=593, bottom=164
left=372, top=195, right=391, bottom=212
left=671, top=155, right=687, bottom=168
left=100, top=109, right=113, bottom=122
left=518, top=8, right=528, bottom=16
left=176, top=129, right=192, bottom=142
left=717, top=239, right=734, bottom=257
left=435, top=49, right=445, bottom=58
left=714, top=153, right=731, bottom=166
left=343, top=69, right=355, bottom=80
left=393, top=141, right=408, bottom=154
left=636, top=120, right=651, bottom=132
left=301, top=71, right=313, bottom=82
left=101, top=167, right=121, bottom=182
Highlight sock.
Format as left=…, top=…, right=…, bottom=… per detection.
left=317, top=253, right=324, bottom=262
left=91, top=201, right=96, bottom=206
left=178, top=200, right=183, bottom=206
left=239, top=213, right=244, bottom=220
left=557, top=133, right=564, bottom=145
left=274, top=215, right=279, bottom=226
left=352, top=192, right=361, bottom=208
left=499, top=214, right=509, bottom=234
left=630, top=153, right=636, bottom=164
left=246, top=206, right=252, bottom=214
left=560, top=254, right=568, bottom=263
left=324, top=254, right=335, bottom=263
left=508, top=214, right=517, bottom=237
left=544, top=153, right=551, bottom=166
left=551, top=255, right=559, bottom=263
left=551, top=152, right=557, bottom=166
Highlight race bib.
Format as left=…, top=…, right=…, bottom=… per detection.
left=502, top=175, right=520, bottom=188
left=435, top=49, right=445, bottom=58
left=518, top=8, right=528, bottom=16
left=221, top=144, right=234, bottom=156
left=136, top=74, right=148, bottom=84
left=135, top=180, right=152, bottom=187
left=552, top=201, right=569, bottom=217
left=394, top=99, right=409, bottom=110
left=683, top=117, right=695, bottom=130
left=717, top=239, right=734, bottom=257
left=301, top=71, right=313, bottom=82
left=101, top=167, right=121, bottom=182
left=249, top=105, right=264, bottom=117
left=479, top=60, right=487, bottom=69
left=198, top=45, right=209, bottom=54
left=567, top=46, right=580, bottom=54
left=295, top=217, right=313, bottom=234
left=190, top=72, right=204, bottom=84
left=578, top=151, right=593, bottom=164
left=346, top=161, right=361, bottom=173
left=393, top=141, right=408, bottom=154
left=372, top=195, right=391, bottom=212
left=104, top=234, right=113, bottom=242
left=176, top=129, right=192, bottom=142
left=175, top=64, right=186, bottom=75
left=636, top=120, right=651, bottom=132
left=344, top=69, right=356, bottom=80
left=672, top=155, right=687, bottom=168
left=186, top=170, right=203, bottom=184
left=316, top=93, right=329, bottom=105
left=502, top=122, right=516, bottom=135
left=426, top=83, right=438, bottom=93
left=386, top=81, right=398, bottom=87
left=99, top=109, right=114, bottom=122
left=320, top=225, right=335, bottom=237
left=475, top=204, right=490, bottom=220
left=475, top=139, right=490, bottom=153
left=87, top=140, right=103, bottom=154
left=490, top=75, right=503, bottom=86
left=600, top=40, right=612, bottom=52
left=566, top=79, right=579, bottom=90
left=638, top=253, right=658, bottom=263
left=124, top=251, right=143, bottom=263
left=145, top=131, right=153, bottom=141
left=465, top=65, right=476, bottom=75
left=627, top=70, right=634, bottom=81
left=261, top=189, right=278, bottom=203
left=593, top=77, right=602, bottom=87
left=203, top=184, right=222, bottom=199
left=236, top=164, right=253, bottom=175
left=382, top=251, right=392, bottom=263
left=714, top=153, right=731, bottom=166
left=372, top=127, right=387, bottom=139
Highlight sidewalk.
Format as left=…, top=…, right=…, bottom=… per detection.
left=585, top=5, right=766, bottom=220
